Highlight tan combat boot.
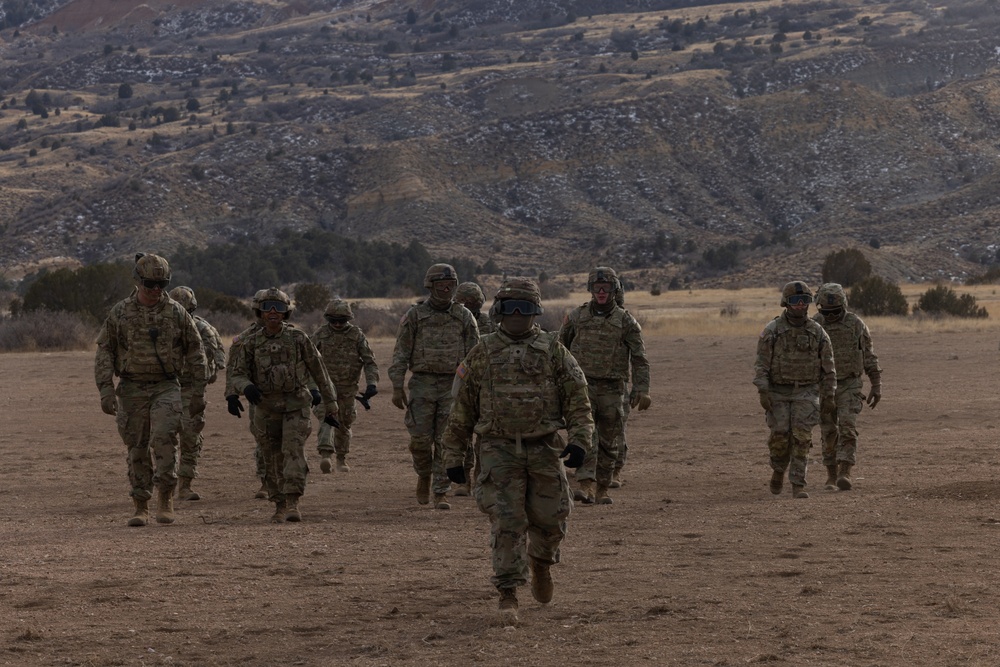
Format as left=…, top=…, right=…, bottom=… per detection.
left=336, top=455, right=350, bottom=473
left=177, top=477, right=201, bottom=501
left=319, top=456, right=333, bottom=474
left=127, top=497, right=148, bottom=527
left=434, top=493, right=451, bottom=510
left=270, top=500, right=287, bottom=523
left=254, top=479, right=268, bottom=499
left=610, top=469, right=623, bottom=489
left=595, top=484, right=613, bottom=505
left=575, top=479, right=595, bottom=504
left=791, top=484, right=809, bottom=499
left=454, top=468, right=473, bottom=497
left=530, top=558, right=554, bottom=604
left=824, top=465, right=839, bottom=491
left=498, top=587, right=518, bottom=624
left=156, top=487, right=176, bottom=524
left=285, top=494, right=302, bottom=522
left=837, top=462, right=854, bottom=491
left=769, top=470, right=784, bottom=495
left=416, top=475, right=431, bottom=505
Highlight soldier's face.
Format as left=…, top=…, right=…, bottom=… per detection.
left=262, top=306, right=285, bottom=331
left=137, top=280, right=166, bottom=306
left=592, top=282, right=612, bottom=306
left=499, top=312, right=534, bottom=336
left=431, top=279, right=457, bottom=301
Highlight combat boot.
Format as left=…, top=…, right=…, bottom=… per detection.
left=285, top=494, right=302, bottom=522
left=434, top=493, right=451, bottom=510
left=319, top=456, right=333, bottom=474
left=127, top=497, right=148, bottom=527
left=270, top=500, right=287, bottom=523
left=769, top=470, right=784, bottom=495
left=837, top=462, right=854, bottom=491
left=575, top=479, right=595, bottom=504
left=177, top=477, right=201, bottom=501
left=824, top=465, right=839, bottom=491
left=791, top=484, right=809, bottom=499
left=530, top=558, right=554, bottom=604
left=610, top=469, right=623, bottom=489
left=498, top=587, right=518, bottom=624
left=156, top=487, right=176, bottom=524
left=416, top=475, right=431, bottom=505
left=595, top=484, right=613, bottom=505
left=254, top=479, right=267, bottom=499
left=336, top=455, right=350, bottom=473
left=454, top=468, right=472, bottom=497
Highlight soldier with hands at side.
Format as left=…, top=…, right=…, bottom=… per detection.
left=95, top=253, right=208, bottom=527
left=443, top=277, right=593, bottom=624
left=753, top=281, right=837, bottom=499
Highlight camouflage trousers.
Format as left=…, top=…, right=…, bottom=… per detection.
left=821, top=376, right=864, bottom=467
left=475, top=432, right=573, bottom=590
left=313, top=383, right=358, bottom=458
left=614, top=391, right=631, bottom=471
left=248, top=404, right=265, bottom=480
left=177, top=381, right=207, bottom=480
left=254, top=404, right=312, bottom=502
left=577, top=378, right=624, bottom=486
left=116, top=378, right=182, bottom=501
left=403, top=372, right=455, bottom=495
left=764, top=385, right=820, bottom=487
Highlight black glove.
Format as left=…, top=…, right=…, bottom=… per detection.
left=226, top=395, right=244, bottom=418
left=324, top=413, right=341, bottom=429
left=560, top=444, right=586, bottom=469
left=243, top=384, right=262, bottom=405
left=310, top=389, right=322, bottom=406
left=363, top=384, right=378, bottom=399
left=446, top=466, right=467, bottom=485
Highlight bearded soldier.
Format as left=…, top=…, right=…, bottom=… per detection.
left=559, top=267, right=651, bottom=505
left=443, top=277, right=593, bottom=624
left=310, top=299, right=380, bottom=474
left=389, top=264, right=479, bottom=510
left=95, top=253, right=208, bottom=527
left=754, top=281, right=837, bottom=499
left=168, top=286, right=226, bottom=501
left=813, top=283, right=882, bottom=491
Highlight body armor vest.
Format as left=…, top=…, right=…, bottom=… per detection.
left=315, top=325, right=364, bottom=387
left=249, top=327, right=308, bottom=392
left=820, top=314, right=864, bottom=379
left=410, top=303, right=469, bottom=374
left=117, top=299, right=181, bottom=379
left=770, top=319, right=824, bottom=385
left=568, top=306, right=630, bottom=380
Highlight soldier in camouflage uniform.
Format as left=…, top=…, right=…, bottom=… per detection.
left=443, top=277, right=593, bottom=623
left=168, top=286, right=226, bottom=501
left=389, top=264, right=479, bottom=510
left=812, top=283, right=882, bottom=491
left=754, top=281, right=837, bottom=499
left=229, top=288, right=340, bottom=523
left=456, top=281, right=494, bottom=337
left=559, top=267, right=651, bottom=505
left=310, top=298, right=380, bottom=474
left=224, top=289, right=267, bottom=499
left=95, top=253, right=208, bottom=527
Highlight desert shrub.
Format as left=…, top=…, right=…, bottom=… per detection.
left=821, top=248, right=871, bottom=287
left=193, top=288, right=252, bottom=318
left=650, top=283, right=662, bottom=296
left=720, top=303, right=740, bottom=317
left=965, top=266, right=1000, bottom=285
left=916, top=284, right=988, bottom=318
left=293, top=283, right=331, bottom=313
left=848, top=276, right=908, bottom=316
left=21, top=263, right=133, bottom=324
left=0, top=309, right=95, bottom=351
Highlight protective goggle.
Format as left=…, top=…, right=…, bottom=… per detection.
left=259, top=300, right=289, bottom=313
left=497, top=299, right=542, bottom=316
left=592, top=283, right=612, bottom=294
left=141, top=279, right=169, bottom=290
left=326, top=316, right=349, bottom=324
left=786, top=294, right=812, bottom=306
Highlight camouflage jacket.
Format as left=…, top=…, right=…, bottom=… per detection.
left=471, top=309, right=495, bottom=338
left=223, top=322, right=262, bottom=398
left=558, top=302, right=650, bottom=391
left=754, top=312, right=836, bottom=397
left=812, top=310, right=881, bottom=381
left=178, top=314, right=226, bottom=385
left=230, top=322, right=337, bottom=414
left=388, top=300, right=479, bottom=388
left=95, top=292, right=207, bottom=391
left=442, top=326, right=594, bottom=469
left=310, top=322, right=380, bottom=389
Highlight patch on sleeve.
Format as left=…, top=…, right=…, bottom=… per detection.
left=456, top=362, right=468, bottom=380
left=232, top=335, right=241, bottom=344
left=565, top=358, right=587, bottom=386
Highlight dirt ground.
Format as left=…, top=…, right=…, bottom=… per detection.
left=4, top=328, right=1000, bottom=667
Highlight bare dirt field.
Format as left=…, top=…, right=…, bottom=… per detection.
left=4, top=320, right=1000, bottom=666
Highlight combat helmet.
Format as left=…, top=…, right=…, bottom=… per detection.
left=455, top=282, right=486, bottom=310
left=253, top=287, right=293, bottom=319
left=815, top=283, right=847, bottom=311
left=493, top=276, right=544, bottom=315
left=587, top=266, right=618, bottom=292
left=133, top=253, right=171, bottom=285
left=779, top=281, right=813, bottom=307
left=324, top=298, right=353, bottom=321
left=423, top=263, right=458, bottom=289
left=168, top=286, right=197, bottom=312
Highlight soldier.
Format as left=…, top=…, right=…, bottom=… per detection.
left=443, top=277, right=593, bottom=623
left=95, top=253, right=208, bottom=527
left=224, top=289, right=267, bottom=499
left=389, top=264, right=479, bottom=510
left=310, top=298, right=380, bottom=474
left=168, top=286, right=226, bottom=501
left=559, top=267, right=651, bottom=505
left=229, top=288, right=340, bottom=523
left=813, top=283, right=882, bottom=491
left=753, top=281, right=837, bottom=499
left=456, top=281, right=494, bottom=336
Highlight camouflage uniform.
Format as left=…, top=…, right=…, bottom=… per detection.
left=443, top=279, right=593, bottom=605
left=225, top=322, right=266, bottom=488
left=95, top=254, right=207, bottom=526
left=754, top=284, right=836, bottom=496
left=310, top=313, right=379, bottom=465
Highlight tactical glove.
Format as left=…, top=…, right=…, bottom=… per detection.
left=100, top=387, right=117, bottom=416
left=310, top=389, right=322, bottom=406
left=243, top=384, right=263, bottom=405
left=226, top=395, right=244, bottom=418
left=324, top=413, right=341, bottom=429
left=446, top=466, right=467, bottom=485
left=758, top=391, right=773, bottom=412
left=629, top=390, right=651, bottom=411
left=391, top=387, right=408, bottom=410
left=363, top=384, right=378, bottom=400
left=560, top=443, right=586, bottom=469
left=867, top=385, right=881, bottom=409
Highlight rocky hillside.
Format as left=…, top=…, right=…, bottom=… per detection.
left=1, top=0, right=1000, bottom=289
